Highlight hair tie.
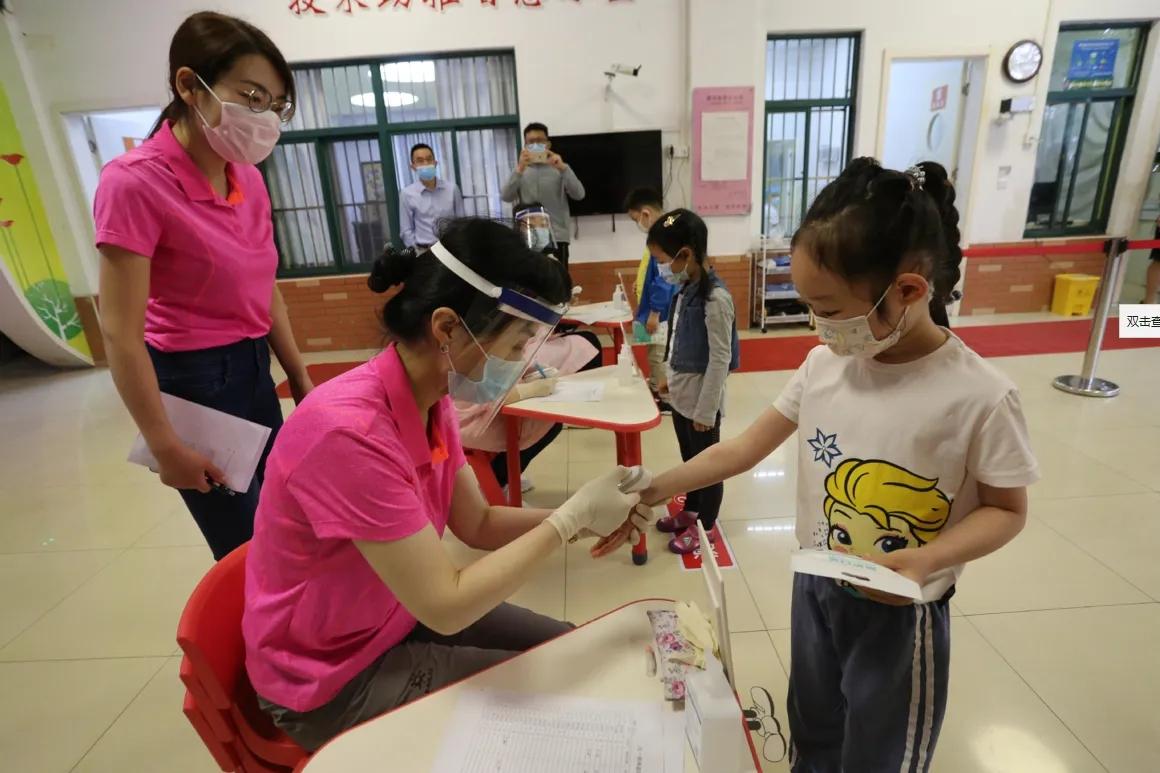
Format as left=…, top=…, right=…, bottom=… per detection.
left=379, top=282, right=405, bottom=304
left=906, top=165, right=926, bottom=191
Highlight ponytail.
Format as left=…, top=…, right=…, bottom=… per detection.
left=915, top=161, right=963, bottom=327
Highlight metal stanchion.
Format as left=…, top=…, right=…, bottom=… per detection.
left=1052, top=237, right=1129, bottom=398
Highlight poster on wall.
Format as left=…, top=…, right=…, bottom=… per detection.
left=0, top=83, right=92, bottom=364
left=1066, top=39, right=1118, bottom=89
left=692, top=87, right=754, bottom=216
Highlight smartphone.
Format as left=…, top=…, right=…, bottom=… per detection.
left=528, top=149, right=549, bottom=165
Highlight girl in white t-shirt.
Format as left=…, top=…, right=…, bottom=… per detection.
left=602, top=158, right=1039, bottom=771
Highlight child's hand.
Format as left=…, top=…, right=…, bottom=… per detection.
left=693, top=421, right=712, bottom=432
left=646, top=311, right=660, bottom=335
left=858, top=549, right=937, bottom=606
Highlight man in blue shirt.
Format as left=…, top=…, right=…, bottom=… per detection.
left=398, top=143, right=464, bottom=249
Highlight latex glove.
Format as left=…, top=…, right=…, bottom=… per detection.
left=513, top=377, right=557, bottom=402
left=672, top=600, right=719, bottom=669
left=545, top=466, right=641, bottom=544
left=575, top=502, right=654, bottom=543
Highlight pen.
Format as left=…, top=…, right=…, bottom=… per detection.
left=533, top=363, right=547, bottom=380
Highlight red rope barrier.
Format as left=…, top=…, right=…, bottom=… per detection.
left=961, top=238, right=1160, bottom=259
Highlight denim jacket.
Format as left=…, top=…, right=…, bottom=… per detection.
left=667, top=271, right=741, bottom=374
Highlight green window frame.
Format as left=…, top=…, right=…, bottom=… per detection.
left=761, top=33, right=860, bottom=237
left=263, top=50, right=521, bottom=278
left=1025, top=22, right=1150, bottom=237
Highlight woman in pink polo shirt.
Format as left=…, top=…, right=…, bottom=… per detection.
left=244, top=218, right=650, bottom=751
left=95, top=12, right=311, bottom=560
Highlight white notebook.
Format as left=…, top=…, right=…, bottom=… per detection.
left=127, top=393, right=272, bottom=493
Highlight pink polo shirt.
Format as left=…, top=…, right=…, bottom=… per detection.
left=242, top=345, right=466, bottom=712
left=93, top=122, right=278, bottom=352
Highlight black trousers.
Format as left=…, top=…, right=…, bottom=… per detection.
left=671, top=410, right=723, bottom=530
left=556, top=241, right=570, bottom=268
left=147, top=338, right=284, bottom=560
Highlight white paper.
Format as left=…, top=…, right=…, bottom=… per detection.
left=791, top=549, right=955, bottom=603
left=700, top=111, right=750, bottom=181
left=552, top=381, right=606, bottom=402
left=433, top=689, right=665, bottom=773
left=567, top=302, right=632, bottom=326
left=127, top=393, right=272, bottom=493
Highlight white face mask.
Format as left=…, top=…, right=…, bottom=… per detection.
left=193, top=75, right=281, bottom=165
left=813, top=285, right=907, bottom=358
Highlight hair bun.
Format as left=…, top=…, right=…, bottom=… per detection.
left=368, top=246, right=416, bottom=294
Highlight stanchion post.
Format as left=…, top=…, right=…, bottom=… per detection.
left=1052, top=237, right=1129, bottom=398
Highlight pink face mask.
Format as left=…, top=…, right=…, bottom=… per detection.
left=193, top=74, right=281, bottom=165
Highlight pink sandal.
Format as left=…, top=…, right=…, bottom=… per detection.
left=668, top=524, right=718, bottom=555
left=656, top=510, right=698, bottom=534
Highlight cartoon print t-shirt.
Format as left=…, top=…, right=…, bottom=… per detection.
left=773, top=334, right=1039, bottom=581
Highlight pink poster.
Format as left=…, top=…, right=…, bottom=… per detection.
left=692, top=86, right=755, bottom=216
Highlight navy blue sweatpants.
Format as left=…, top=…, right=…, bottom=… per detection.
left=788, top=574, right=951, bottom=773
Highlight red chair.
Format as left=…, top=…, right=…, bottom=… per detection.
left=183, top=690, right=241, bottom=772
left=177, top=543, right=308, bottom=771
left=465, top=449, right=507, bottom=506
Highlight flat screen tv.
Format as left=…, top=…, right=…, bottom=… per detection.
left=548, top=130, right=663, bottom=216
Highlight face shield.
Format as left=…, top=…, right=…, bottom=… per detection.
left=432, top=241, right=567, bottom=428
left=515, top=206, right=557, bottom=254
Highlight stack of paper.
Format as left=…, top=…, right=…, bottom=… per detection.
left=127, top=393, right=272, bottom=493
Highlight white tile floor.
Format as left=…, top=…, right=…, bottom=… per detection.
left=1, top=334, right=1159, bottom=772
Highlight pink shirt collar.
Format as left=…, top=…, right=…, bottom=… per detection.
left=154, top=121, right=244, bottom=205
left=374, top=345, right=450, bottom=468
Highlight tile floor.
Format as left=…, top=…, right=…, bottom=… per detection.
left=1, top=333, right=1158, bottom=772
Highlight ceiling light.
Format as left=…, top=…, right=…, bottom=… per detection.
left=382, top=61, right=436, bottom=83
left=350, top=91, right=419, bottom=108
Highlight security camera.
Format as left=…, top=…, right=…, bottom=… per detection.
left=604, top=64, right=642, bottom=78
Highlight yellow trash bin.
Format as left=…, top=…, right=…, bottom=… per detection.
left=1051, top=274, right=1100, bottom=316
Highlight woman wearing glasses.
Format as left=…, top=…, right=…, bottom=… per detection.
left=95, top=12, right=309, bottom=560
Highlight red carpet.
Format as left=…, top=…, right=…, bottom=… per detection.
left=277, top=318, right=1159, bottom=396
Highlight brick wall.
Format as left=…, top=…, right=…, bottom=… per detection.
left=961, top=239, right=1106, bottom=315
left=280, top=254, right=756, bottom=353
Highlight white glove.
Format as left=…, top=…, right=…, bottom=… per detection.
left=513, top=377, right=557, bottom=401
left=545, top=466, right=641, bottom=544
left=576, top=502, right=655, bottom=542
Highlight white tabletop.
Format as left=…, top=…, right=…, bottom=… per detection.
left=504, top=365, right=660, bottom=431
left=566, top=300, right=635, bottom=327
left=302, top=600, right=760, bottom=772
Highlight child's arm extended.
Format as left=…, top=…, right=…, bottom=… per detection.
left=866, top=483, right=1027, bottom=606
left=646, top=406, right=796, bottom=506
left=588, top=406, right=795, bottom=558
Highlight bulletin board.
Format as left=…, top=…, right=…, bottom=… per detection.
left=692, top=86, right=755, bottom=216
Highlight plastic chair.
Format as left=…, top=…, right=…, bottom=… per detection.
left=183, top=690, right=241, bottom=772
left=177, top=543, right=308, bottom=771
left=180, top=655, right=236, bottom=746
left=465, top=448, right=507, bottom=506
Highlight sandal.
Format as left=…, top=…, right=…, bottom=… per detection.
left=656, top=509, right=698, bottom=534
left=668, top=524, right=721, bottom=554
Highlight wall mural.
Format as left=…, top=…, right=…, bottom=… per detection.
left=0, top=83, right=91, bottom=359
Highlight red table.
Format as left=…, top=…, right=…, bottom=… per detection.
left=501, top=365, right=662, bottom=565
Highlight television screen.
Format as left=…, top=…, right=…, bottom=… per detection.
left=548, top=130, right=663, bottom=217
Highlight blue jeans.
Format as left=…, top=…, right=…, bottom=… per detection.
left=148, top=338, right=284, bottom=560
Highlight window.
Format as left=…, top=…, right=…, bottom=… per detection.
left=1025, top=24, right=1149, bottom=236
left=264, top=51, right=520, bottom=276
left=762, top=34, right=860, bottom=237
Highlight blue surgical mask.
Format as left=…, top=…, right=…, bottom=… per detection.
left=527, top=142, right=547, bottom=154
left=416, top=164, right=437, bottom=182
left=529, top=226, right=552, bottom=251
left=658, top=261, right=688, bottom=286
left=446, top=332, right=526, bottom=404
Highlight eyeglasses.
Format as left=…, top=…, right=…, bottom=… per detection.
left=238, top=85, right=295, bottom=124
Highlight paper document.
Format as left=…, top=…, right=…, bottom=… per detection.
left=567, top=302, right=631, bottom=325
left=552, top=381, right=605, bottom=402
left=127, top=393, right=272, bottom=493
left=700, top=111, right=750, bottom=181
left=791, top=549, right=955, bottom=603
left=433, top=689, right=666, bottom=773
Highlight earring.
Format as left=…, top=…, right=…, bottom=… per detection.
left=439, top=343, right=450, bottom=353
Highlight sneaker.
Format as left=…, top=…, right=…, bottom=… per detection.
left=657, top=400, right=673, bottom=416
left=668, top=528, right=700, bottom=554
left=520, top=475, right=535, bottom=493
left=656, top=509, right=698, bottom=534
